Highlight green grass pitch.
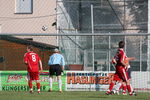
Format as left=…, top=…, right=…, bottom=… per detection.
left=0, top=91, right=150, bottom=100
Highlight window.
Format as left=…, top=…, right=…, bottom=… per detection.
left=15, top=0, right=33, bottom=14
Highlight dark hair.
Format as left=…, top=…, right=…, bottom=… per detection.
left=118, top=41, right=125, bottom=48
left=27, top=45, right=33, bottom=51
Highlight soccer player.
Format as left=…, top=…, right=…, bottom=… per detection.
left=24, top=45, right=43, bottom=93
left=106, top=41, right=135, bottom=96
left=48, top=48, right=65, bottom=93
left=105, top=60, right=123, bottom=95
left=113, top=57, right=137, bottom=95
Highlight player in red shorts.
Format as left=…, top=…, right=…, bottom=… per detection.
left=112, top=57, right=136, bottom=95
left=105, top=58, right=123, bottom=95
left=106, top=41, right=135, bottom=96
left=24, top=45, right=43, bottom=93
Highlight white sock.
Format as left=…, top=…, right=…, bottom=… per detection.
left=49, top=78, right=53, bottom=89
left=115, top=83, right=122, bottom=91
left=58, top=79, right=62, bottom=91
left=37, top=89, right=40, bottom=91
left=130, top=84, right=133, bottom=92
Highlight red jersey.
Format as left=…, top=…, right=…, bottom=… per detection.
left=113, top=48, right=130, bottom=82
left=24, top=51, right=41, bottom=72
left=114, top=48, right=127, bottom=68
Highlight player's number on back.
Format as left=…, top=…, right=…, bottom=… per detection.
left=31, top=55, right=36, bottom=62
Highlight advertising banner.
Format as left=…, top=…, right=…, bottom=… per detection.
left=132, top=72, right=150, bottom=92
left=66, top=71, right=114, bottom=91
left=1, top=71, right=150, bottom=92
left=0, top=71, right=66, bottom=91
left=66, top=71, right=150, bottom=92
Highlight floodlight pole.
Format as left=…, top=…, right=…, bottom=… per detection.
left=108, top=34, right=111, bottom=71
left=91, top=4, right=95, bottom=71
left=140, top=37, right=142, bottom=71
left=148, top=0, right=150, bottom=71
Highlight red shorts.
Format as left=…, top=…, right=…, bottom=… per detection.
left=116, top=66, right=129, bottom=82
left=113, top=73, right=121, bottom=81
left=28, top=72, right=39, bottom=80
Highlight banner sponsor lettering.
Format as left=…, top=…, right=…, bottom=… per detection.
left=0, top=71, right=66, bottom=91
left=66, top=71, right=114, bottom=91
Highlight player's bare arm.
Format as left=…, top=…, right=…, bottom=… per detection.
left=111, top=58, right=117, bottom=64
left=61, top=66, right=64, bottom=71
left=126, top=57, right=136, bottom=61
left=121, top=60, right=128, bottom=68
left=39, top=60, right=43, bottom=72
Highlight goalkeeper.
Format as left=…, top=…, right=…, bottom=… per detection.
left=48, top=48, right=65, bottom=93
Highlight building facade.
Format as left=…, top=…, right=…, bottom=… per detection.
left=0, top=0, right=57, bottom=45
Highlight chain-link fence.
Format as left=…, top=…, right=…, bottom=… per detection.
left=56, top=0, right=149, bottom=71
left=0, top=33, right=149, bottom=72
left=57, top=33, right=148, bottom=71
left=0, top=0, right=150, bottom=93
left=0, top=0, right=149, bottom=71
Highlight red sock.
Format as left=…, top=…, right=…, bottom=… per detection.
left=119, top=84, right=123, bottom=90
left=36, top=82, right=40, bottom=90
left=28, top=80, right=32, bottom=89
left=127, top=85, right=132, bottom=93
left=109, top=82, right=115, bottom=91
left=122, top=85, right=127, bottom=92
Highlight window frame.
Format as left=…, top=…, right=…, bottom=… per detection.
left=15, top=0, right=33, bottom=14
